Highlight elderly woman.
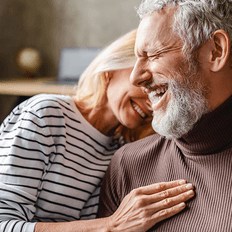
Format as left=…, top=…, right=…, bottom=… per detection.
left=0, top=29, right=194, bottom=232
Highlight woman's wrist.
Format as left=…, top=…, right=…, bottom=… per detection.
left=104, top=216, right=114, bottom=232
left=34, top=218, right=113, bottom=232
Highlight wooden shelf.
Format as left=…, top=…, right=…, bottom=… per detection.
left=0, top=76, right=77, bottom=96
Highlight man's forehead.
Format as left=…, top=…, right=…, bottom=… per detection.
left=135, top=8, right=180, bottom=53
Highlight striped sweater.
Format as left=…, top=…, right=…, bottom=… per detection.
left=98, top=94, right=232, bottom=231
left=0, top=94, right=118, bottom=232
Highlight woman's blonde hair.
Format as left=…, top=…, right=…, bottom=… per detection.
left=74, top=29, right=155, bottom=141
left=74, top=29, right=137, bottom=111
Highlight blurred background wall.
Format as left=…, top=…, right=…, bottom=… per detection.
left=0, top=0, right=141, bottom=123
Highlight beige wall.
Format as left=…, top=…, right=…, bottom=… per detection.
left=0, top=0, right=141, bottom=122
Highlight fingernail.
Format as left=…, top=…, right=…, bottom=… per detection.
left=186, top=184, right=193, bottom=190
left=179, top=202, right=185, bottom=208
left=179, top=180, right=186, bottom=185
left=187, top=190, right=194, bottom=196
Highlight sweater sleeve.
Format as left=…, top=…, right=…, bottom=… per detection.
left=0, top=103, right=56, bottom=232
left=97, top=145, right=126, bottom=218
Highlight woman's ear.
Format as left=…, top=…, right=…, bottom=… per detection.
left=105, top=71, right=113, bottom=83
left=108, top=71, right=114, bottom=80
left=209, top=30, right=231, bottom=72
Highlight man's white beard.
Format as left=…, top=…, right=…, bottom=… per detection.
left=151, top=71, right=210, bottom=139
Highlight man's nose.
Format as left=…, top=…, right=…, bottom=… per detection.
left=130, top=59, right=151, bottom=87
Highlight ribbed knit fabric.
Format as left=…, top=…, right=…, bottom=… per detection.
left=98, top=95, right=232, bottom=232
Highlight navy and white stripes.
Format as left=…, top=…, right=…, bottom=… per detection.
left=0, top=94, right=118, bottom=232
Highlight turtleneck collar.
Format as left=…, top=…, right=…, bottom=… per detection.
left=174, top=94, right=232, bottom=155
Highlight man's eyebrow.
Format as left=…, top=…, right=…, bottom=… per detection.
left=143, top=48, right=163, bottom=57
left=144, top=48, right=158, bottom=54
left=135, top=48, right=147, bottom=57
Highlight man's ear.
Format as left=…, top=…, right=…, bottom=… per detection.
left=210, top=30, right=231, bottom=72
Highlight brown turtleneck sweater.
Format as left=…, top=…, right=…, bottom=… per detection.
left=98, top=95, right=232, bottom=232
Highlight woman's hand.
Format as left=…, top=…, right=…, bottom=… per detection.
left=107, top=180, right=194, bottom=232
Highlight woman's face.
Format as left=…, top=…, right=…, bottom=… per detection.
left=106, top=68, right=153, bottom=129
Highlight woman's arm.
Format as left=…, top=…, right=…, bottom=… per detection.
left=0, top=100, right=55, bottom=232
left=34, top=180, right=194, bottom=232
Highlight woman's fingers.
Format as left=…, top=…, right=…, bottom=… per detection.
left=130, top=181, right=194, bottom=208
left=134, top=184, right=195, bottom=231
left=133, top=179, right=187, bottom=195
left=153, top=187, right=195, bottom=211
left=140, top=184, right=195, bottom=230
left=151, top=183, right=194, bottom=203
left=151, top=202, right=187, bottom=225
left=136, top=183, right=194, bottom=213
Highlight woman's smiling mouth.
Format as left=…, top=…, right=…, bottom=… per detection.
left=131, top=100, right=147, bottom=118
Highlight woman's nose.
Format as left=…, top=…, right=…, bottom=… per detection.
left=130, top=59, right=151, bottom=87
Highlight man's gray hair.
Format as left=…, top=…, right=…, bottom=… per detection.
left=136, top=0, right=232, bottom=54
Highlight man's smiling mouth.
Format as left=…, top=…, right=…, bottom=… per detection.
left=148, top=85, right=168, bottom=104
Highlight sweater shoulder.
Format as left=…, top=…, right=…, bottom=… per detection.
left=20, top=94, right=76, bottom=123
left=1, top=94, right=76, bottom=136
left=113, top=133, right=172, bottom=165
left=23, top=94, right=73, bottom=113
left=115, top=134, right=165, bottom=162
left=123, top=133, right=167, bottom=154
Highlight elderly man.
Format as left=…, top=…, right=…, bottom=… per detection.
left=98, top=0, right=232, bottom=231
